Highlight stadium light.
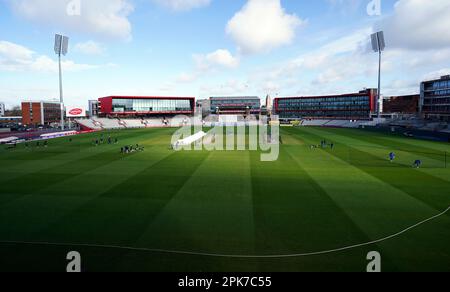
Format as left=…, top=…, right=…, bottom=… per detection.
left=371, top=31, right=385, bottom=120
left=54, top=34, right=69, bottom=130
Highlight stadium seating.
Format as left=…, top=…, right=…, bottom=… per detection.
left=97, top=119, right=124, bottom=129
left=75, top=119, right=103, bottom=130
left=124, top=119, right=146, bottom=128
left=297, top=119, right=376, bottom=129
left=79, top=116, right=435, bottom=131
left=301, top=120, right=331, bottom=127
left=324, top=120, right=348, bottom=127
left=76, top=118, right=170, bottom=130
left=388, top=116, right=426, bottom=128
left=358, top=120, right=380, bottom=127
left=440, top=127, right=450, bottom=134
left=76, top=118, right=123, bottom=130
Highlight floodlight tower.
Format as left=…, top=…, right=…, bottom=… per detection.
left=371, top=31, right=386, bottom=119
left=54, top=34, right=69, bottom=130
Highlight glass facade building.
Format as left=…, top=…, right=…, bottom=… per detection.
left=98, top=96, right=195, bottom=117
left=421, top=76, right=450, bottom=121
left=274, top=89, right=376, bottom=120
left=210, top=96, right=261, bottom=114
left=112, top=98, right=191, bottom=113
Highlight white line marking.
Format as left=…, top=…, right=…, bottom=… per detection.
left=0, top=206, right=449, bottom=259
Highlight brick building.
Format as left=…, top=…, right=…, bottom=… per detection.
left=21, top=101, right=61, bottom=126
left=383, top=94, right=420, bottom=114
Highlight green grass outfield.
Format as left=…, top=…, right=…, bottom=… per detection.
left=0, top=127, right=449, bottom=272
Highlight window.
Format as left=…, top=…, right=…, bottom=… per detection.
left=277, top=95, right=371, bottom=118
left=111, top=98, right=191, bottom=113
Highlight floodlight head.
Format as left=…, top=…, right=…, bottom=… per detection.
left=371, top=33, right=378, bottom=52
left=54, top=34, right=62, bottom=55
left=54, top=34, right=69, bottom=56
left=371, top=31, right=386, bottom=52
left=377, top=31, right=385, bottom=51
left=61, top=36, right=69, bottom=56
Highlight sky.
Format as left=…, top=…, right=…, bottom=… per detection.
left=1, top=0, right=450, bottom=109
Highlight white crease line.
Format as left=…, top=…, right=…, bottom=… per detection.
left=0, top=206, right=449, bottom=259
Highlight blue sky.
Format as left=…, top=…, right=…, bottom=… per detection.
left=1, top=0, right=449, bottom=108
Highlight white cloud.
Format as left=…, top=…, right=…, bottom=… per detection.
left=195, top=49, right=239, bottom=70
left=226, top=0, right=305, bottom=54
left=326, top=0, right=363, bottom=14
left=406, top=48, right=450, bottom=69
left=376, top=0, right=450, bottom=50
left=199, top=79, right=251, bottom=96
left=0, top=41, right=99, bottom=72
left=247, top=27, right=423, bottom=96
left=177, top=72, right=198, bottom=83
left=177, top=49, right=239, bottom=83
left=74, top=41, right=105, bottom=55
left=152, top=0, right=211, bottom=12
left=9, top=0, right=134, bottom=40
left=422, top=68, right=450, bottom=82
left=253, top=28, right=373, bottom=83
left=0, top=41, right=37, bottom=71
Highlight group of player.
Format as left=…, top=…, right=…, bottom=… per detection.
left=121, top=144, right=145, bottom=154
left=311, top=140, right=335, bottom=150
left=92, top=134, right=118, bottom=146
left=308, top=141, right=423, bottom=168
left=389, top=152, right=422, bottom=168
left=25, top=140, right=49, bottom=148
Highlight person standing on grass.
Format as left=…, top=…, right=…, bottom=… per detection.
left=413, top=159, right=422, bottom=168
left=389, top=152, right=396, bottom=163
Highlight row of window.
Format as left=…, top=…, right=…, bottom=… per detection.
left=278, top=106, right=370, bottom=112
left=278, top=96, right=369, bottom=104
left=424, top=89, right=450, bottom=97
left=423, top=98, right=450, bottom=105
left=424, top=80, right=450, bottom=91
left=44, top=108, right=61, bottom=119
left=277, top=99, right=369, bottom=109
left=276, top=97, right=371, bottom=118
left=422, top=106, right=450, bottom=113
left=279, top=111, right=370, bottom=118
left=112, top=99, right=192, bottom=113
left=210, top=100, right=261, bottom=108
left=278, top=101, right=369, bottom=108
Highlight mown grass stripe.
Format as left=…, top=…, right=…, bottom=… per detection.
left=297, top=127, right=450, bottom=211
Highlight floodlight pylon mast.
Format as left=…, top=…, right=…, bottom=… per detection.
left=377, top=46, right=382, bottom=119
left=55, top=34, right=69, bottom=131
left=58, top=49, right=64, bottom=130
left=371, top=31, right=385, bottom=120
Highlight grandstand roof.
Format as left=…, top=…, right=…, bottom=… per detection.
left=210, top=96, right=260, bottom=100
left=99, top=96, right=195, bottom=100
